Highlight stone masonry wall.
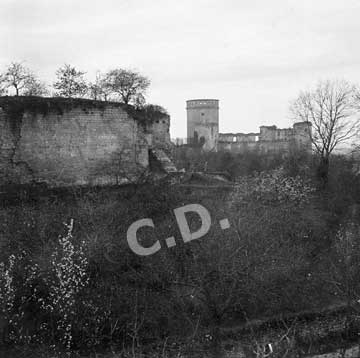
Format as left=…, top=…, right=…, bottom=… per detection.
left=0, top=98, right=150, bottom=186
left=218, top=122, right=312, bottom=154
left=146, top=114, right=171, bottom=149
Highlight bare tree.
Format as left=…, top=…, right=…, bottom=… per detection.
left=290, top=79, right=359, bottom=184
left=53, top=64, right=88, bottom=98
left=23, top=76, right=49, bottom=96
left=87, top=71, right=112, bottom=101
left=104, top=68, right=150, bottom=105
left=0, top=62, right=40, bottom=96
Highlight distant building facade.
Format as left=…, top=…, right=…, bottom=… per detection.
left=176, top=99, right=312, bottom=154
left=219, top=122, right=312, bottom=153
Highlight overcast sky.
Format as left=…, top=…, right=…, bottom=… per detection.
left=1, top=0, right=360, bottom=137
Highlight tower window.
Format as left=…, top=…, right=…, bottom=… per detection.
left=201, top=112, right=204, bottom=116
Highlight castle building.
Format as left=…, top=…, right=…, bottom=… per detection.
left=183, top=99, right=312, bottom=154
left=186, top=99, right=219, bottom=151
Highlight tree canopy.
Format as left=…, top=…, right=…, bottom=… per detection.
left=0, top=62, right=47, bottom=96
left=53, top=64, right=88, bottom=98
left=104, top=68, right=150, bottom=105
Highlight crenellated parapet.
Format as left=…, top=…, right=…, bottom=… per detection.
left=186, top=99, right=219, bottom=109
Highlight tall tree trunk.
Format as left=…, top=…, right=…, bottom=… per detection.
left=317, top=156, right=329, bottom=188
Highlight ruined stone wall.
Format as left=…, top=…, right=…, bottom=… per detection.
left=259, top=140, right=294, bottom=153
left=218, top=140, right=259, bottom=153
left=260, top=126, right=293, bottom=142
left=0, top=97, right=151, bottom=186
left=293, top=122, right=312, bottom=152
left=146, top=114, right=171, bottom=149
left=219, top=133, right=259, bottom=143
left=218, top=122, right=312, bottom=154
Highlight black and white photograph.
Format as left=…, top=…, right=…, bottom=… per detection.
left=1, top=1, right=360, bottom=357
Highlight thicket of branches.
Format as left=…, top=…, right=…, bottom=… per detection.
left=0, top=62, right=152, bottom=108
left=290, top=79, right=360, bottom=185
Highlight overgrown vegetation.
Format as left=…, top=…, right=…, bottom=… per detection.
left=0, top=96, right=168, bottom=129
left=0, top=62, right=168, bottom=123
left=1, top=151, right=360, bottom=357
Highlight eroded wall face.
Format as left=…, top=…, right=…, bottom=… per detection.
left=259, top=140, right=294, bottom=153
left=187, top=121, right=219, bottom=151
left=147, top=115, right=171, bottom=149
left=0, top=106, right=149, bottom=186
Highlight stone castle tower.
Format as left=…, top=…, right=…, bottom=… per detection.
left=293, top=121, right=312, bottom=151
left=186, top=99, right=219, bottom=151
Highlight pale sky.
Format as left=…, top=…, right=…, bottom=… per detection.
left=1, top=0, right=360, bottom=138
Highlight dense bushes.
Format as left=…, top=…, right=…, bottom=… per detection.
left=1, top=151, right=360, bottom=356
left=172, top=146, right=315, bottom=180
